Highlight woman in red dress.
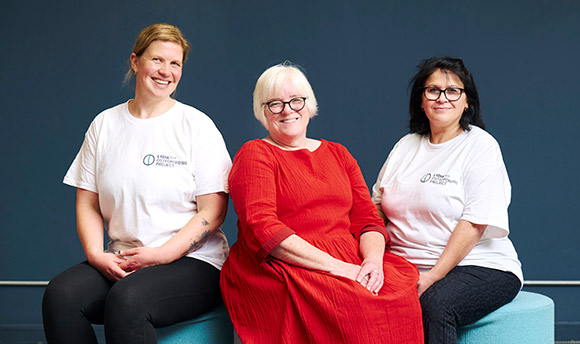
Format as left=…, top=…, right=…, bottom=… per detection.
left=220, top=62, right=423, bottom=343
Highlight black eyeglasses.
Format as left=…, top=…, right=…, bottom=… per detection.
left=263, top=97, right=307, bottom=114
left=423, top=87, right=464, bottom=102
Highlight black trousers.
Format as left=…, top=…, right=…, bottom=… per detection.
left=42, top=257, right=222, bottom=344
left=419, top=265, right=521, bottom=344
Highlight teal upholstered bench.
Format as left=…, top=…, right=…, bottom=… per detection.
left=457, top=291, right=554, bottom=344
left=156, top=304, right=234, bottom=344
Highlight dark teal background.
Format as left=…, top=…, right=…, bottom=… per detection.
left=1, top=0, right=579, bottom=340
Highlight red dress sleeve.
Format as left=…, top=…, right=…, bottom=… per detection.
left=228, top=140, right=296, bottom=262
left=333, top=144, right=391, bottom=249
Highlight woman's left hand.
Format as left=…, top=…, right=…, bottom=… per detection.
left=416, top=220, right=486, bottom=297
left=417, top=270, right=441, bottom=297
left=117, top=247, right=172, bottom=272
left=356, top=258, right=384, bottom=296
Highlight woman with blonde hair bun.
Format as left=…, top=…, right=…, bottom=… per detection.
left=42, top=23, right=232, bottom=344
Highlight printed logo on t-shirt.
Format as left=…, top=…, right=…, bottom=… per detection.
left=143, top=154, right=156, bottom=166
left=420, top=173, right=458, bottom=186
left=142, top=154, right=188, bottom=168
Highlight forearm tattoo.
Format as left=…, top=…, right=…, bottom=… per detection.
left=187, top=218, right=211, bottom=253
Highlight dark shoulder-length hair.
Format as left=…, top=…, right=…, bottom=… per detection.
left=409, top=57, right=485, bottom=136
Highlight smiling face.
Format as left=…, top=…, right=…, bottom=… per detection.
left=422, top=69, right=469, bottom=136
left=130, top=40, right=184, bottom=102
left=264, top=77, right=312, bottom=147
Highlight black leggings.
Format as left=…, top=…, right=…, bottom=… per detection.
left=42, top=257, right=222, bottom=344
left=419, top=265, right=521, bottom=344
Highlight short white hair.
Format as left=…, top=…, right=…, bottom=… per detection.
left=253, top=62, right=318, bottom=129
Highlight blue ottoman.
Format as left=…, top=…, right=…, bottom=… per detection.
left=156, top=305, right=234, bottom=344
left=457, top=291, right=554, bottom=344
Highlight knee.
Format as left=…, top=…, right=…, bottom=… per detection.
left=105, top=281, right=147, bottom=322
left=43, top=264, right=110, bottom=319
left=420, top=291, right=457, bottom=327
left=43, top=275, right=80, bottom=313
left=42, top=279, right=60, bottom=315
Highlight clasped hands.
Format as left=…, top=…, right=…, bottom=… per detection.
left=89, top=247, right=170, bottom=282
left=332, top=258, right=384, bottom=296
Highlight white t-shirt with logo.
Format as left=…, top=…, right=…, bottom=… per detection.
left=64, top=101, right=232, bottom=269
left=372, top=126, right=523, bottom=282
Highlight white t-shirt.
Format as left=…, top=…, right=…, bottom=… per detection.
left=64, top=101, right=232, bottom=269
left=372, top=126, right=523, bottom=283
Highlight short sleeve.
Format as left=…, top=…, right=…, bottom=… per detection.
left=63, top=118, right=99, bottom=193
left=228, top=141, right=296, bottom=262
left=371, top=157, right=389, bottom=205
left=191, top=115, right=232, bottom=196
left=461, top=138, right=511, bottom=238
left=371, top=136, right=408, bottom=205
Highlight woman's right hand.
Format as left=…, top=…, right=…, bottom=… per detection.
left=329, top=261, right=362, bottom=282
left=88, top=252, right=129, bottom=282
left=76, top=188, right=128, bottom=281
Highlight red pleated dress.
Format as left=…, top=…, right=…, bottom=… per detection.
left=220, top=139, right=423, bottom=343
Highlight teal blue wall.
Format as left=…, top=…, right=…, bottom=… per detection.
left=1, top=0, right=579, bottom=340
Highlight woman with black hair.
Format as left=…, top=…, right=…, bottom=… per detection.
left=372, top=57, right=523, bottom=344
